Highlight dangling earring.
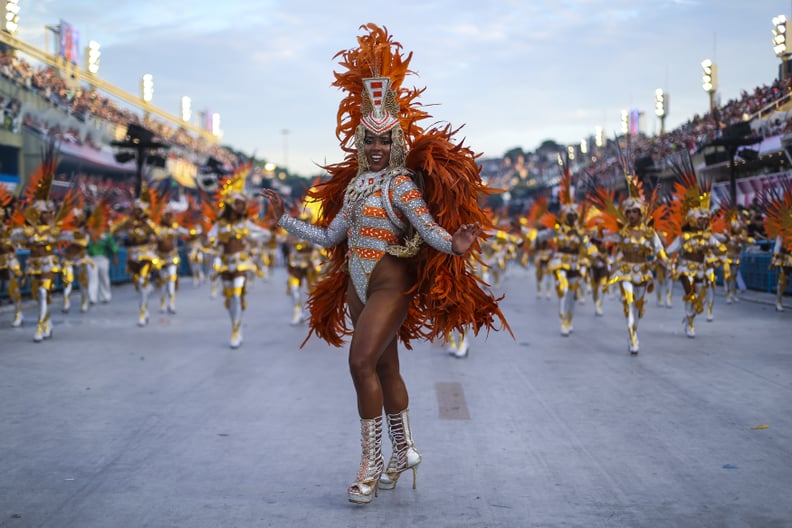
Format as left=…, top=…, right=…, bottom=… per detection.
left=389, top=127, right=405, bottom=170
left=355, top=125, right=369, bottom=175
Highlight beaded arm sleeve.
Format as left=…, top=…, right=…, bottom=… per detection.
left=392, top=175, right=454, bottom=254
left=278, top=212, right=348, bottom=248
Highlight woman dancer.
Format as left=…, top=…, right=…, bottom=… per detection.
left=589, top=160, right=669, bottom=355
left=664, top=157, right=725, bottom=338
left=261, top=24, right=508, bottom=504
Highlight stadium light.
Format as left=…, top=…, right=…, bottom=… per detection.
left=655, top=88, right=668, bottom=135
left=141, top=73, right=154, bottom=103
left=701, top=59, right=717, bottom=111
left=772, top=15, right=791, bottom=57
left=1, top=0, right=20, bottom=34
left=594, top=126, right=604, bottom=148
left=180, top=96, right=192, bottom=122
left=211, top=112, right=222, bottom=137
left=773, top=15, right=792, bottom=80
left=620, top=109, right=629, bottom=136
left=85, top=40, right=100, bottom=75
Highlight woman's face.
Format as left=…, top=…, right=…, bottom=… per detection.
left=626, top=207, right=642, bottom=227
left=363, top=130, right=392, bottom=172
left=232, top=198, right=246, bottom=216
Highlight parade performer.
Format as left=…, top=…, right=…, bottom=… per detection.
left=536, top=160, right=593, bottom=336
left=763, top=177, right=792, bottom=312
left=664, top=157, right=725, bottom=338
left=0, top=184, right=24, bottom=327
left=261, top=24, right=509, bottom=505
left=183, top=195, right=207, bottom=287
left=528, top=197, right=556, bottom=300
left=588, top=228, right=612, bottom=317
left=155, top=203, right=189, bottom=314
left=111, top=188, right=160, bottom=327
left=205, top=165, right=271, bottom=348
left=589, top=158, right=669, bottom=355
left=60, top=202, right=93, bottom=314
left=284, top=211, right=317, bottom=326
left=654, top=237, right=674, bottom=309
left=11, top=147, right=64, bottom=342
left=260, top=223, right=281, bottom=281
left=718, top=208, right=753, bottom=304
left=445, top=326, right=470, bottom=358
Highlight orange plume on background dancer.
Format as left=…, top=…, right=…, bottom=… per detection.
left=586, top=148, right=669, bottom=236
left=666, top=153, right=712, bottom=237
left=763, top=177, right=792, bottom=251
left=303, top=23, right=509, bottom=348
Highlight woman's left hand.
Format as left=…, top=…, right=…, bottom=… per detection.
left=451, top=222, right=482, bottom=256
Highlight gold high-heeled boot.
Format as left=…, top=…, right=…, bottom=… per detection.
left=379, top=408, right=421, bottom=491
left=348, top=416, right=384, bottom=504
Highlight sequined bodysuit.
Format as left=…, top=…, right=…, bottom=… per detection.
left=278, top=168, right=455, bottom=302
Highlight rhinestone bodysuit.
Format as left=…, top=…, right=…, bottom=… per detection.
left=278, top=168, right=455, bottom=302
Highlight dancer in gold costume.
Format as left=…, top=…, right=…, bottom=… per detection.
left=664, top=157, right=725, bottom=338
left=11, top=148, right=64, bottom=341
left=589, top=155, right=669, bottom=354
left=111, top=190, right=160, bottom=327
left=720, top=210, right=753, bottom=305
left=206, top=164, right=271, bottom=348
left=537, top=160, right=594, bottom=336
left=763, top=178, right=792, bottom=312
left=60, top=204, right=93, bottom=314
left=0, top=184, right=24, bottom=327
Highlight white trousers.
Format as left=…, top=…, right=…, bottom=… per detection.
left=87, top=255, right=112, bottom=303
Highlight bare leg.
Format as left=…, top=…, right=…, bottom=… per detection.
left=347, top=256, right=412, bottom=419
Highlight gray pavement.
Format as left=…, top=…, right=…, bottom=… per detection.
left=1, top=265, right=791, bottom=528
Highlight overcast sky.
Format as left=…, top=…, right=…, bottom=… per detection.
left=14, top=0, right=792, bottom=176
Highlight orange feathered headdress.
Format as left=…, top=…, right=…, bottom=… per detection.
left=667, top=153, right=711, bottom=234
left=21, top=140, right=59, bottom=222
left=332, top=23, right=429, bottom=152
left=762, top=177, right=792, bottom=251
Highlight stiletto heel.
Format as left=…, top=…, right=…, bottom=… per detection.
left=379, top=408, right=421, bottom=491
left=347, top=416, right=384, bottom=504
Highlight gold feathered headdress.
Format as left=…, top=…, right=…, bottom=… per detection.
left=615, top=141, right=647, bottom=215
left=217, top=161, right=251, bottom=211
left=558, top=154, right=578, bottom=216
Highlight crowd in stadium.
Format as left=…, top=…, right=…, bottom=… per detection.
left=2, top=46, right=792, bottom=206
left=0, top=49, right=238, bottom=170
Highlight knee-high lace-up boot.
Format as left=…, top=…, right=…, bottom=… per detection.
left=347, top=416, right=384, bottom=504
left=378, top=408, right=422, bottom=490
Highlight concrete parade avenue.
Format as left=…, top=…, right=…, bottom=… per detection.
left=1, top=264, right=791, bottom=528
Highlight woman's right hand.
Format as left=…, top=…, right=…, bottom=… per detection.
left=259, top=189, right=285, bottom=219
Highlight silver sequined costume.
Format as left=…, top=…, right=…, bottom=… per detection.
left=278, top=167, right=455, bottom=302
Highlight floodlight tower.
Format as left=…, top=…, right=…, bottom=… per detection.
left=655, top=88, right=668, bottom=135
left=701, top=59, right=718, bottom=112
left=773, top=15, right=792, bottom=80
